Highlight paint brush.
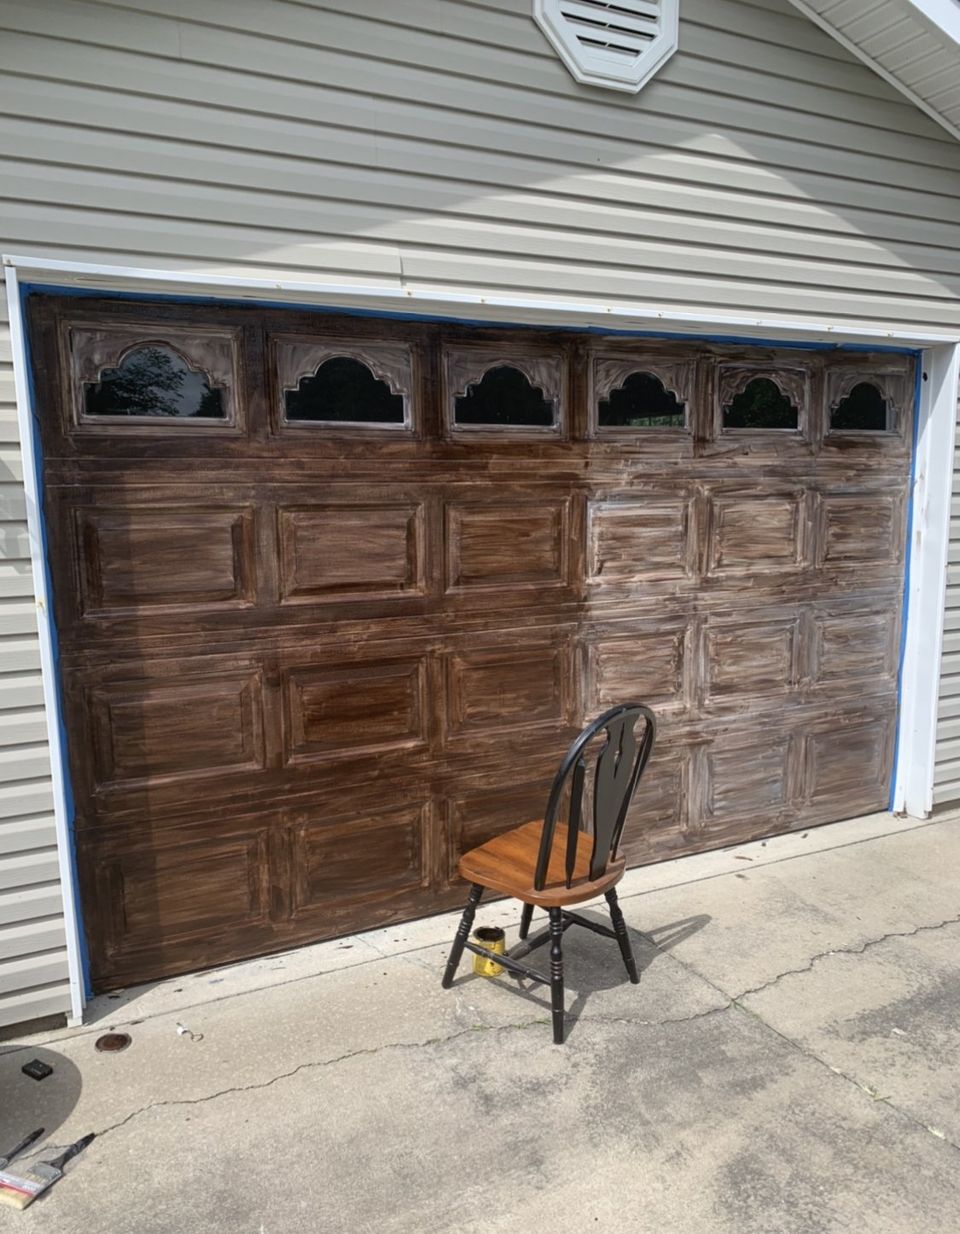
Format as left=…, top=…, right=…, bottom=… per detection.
left=0, top=1129, right=44, bottom=1169
left=0, top=1133, right=94, bottom=1210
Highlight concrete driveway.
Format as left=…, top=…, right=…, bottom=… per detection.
left=1, top=810, right=959, bottom=1234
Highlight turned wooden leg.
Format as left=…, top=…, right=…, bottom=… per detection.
left=606, top=887, right=639, bottom=984
left=549, top=907, right=565, bottom=1044
left=442, top=883, right=483, bottom=988
left=519, top=902, right=534, bottom=941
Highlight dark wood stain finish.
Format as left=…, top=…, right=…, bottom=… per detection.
left=28, top=297, right=914, bottom=990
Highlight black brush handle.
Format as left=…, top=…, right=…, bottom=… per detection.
left=0, top=1127, right=44, bottom=1164
left=48, top=1133, right=95, bottom=1172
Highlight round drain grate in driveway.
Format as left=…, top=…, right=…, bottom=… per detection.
left=95, top=1032, right=131, bottom=1053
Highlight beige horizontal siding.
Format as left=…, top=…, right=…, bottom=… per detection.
left=0, top=291, right=67, bottom=1030
left=936, top=388, right=960, bottom=804
left=0, top=0, right=957, bottom=1027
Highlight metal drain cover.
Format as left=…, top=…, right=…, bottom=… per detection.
left=95, top=1032, right=131, bottom=1053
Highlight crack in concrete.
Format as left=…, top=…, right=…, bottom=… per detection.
left=732, top=913, right=960, bottom=1002
left=637, top=923, right=960, bottom=1158
left=733, top=998, right=960, bottom=1155
left=84, top=1002, right=732, bottom=1142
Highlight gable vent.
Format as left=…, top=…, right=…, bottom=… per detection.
left=534, top=0, right=678, bottom=93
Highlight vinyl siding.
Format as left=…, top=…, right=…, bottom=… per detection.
left=0, top=299, right=70, bottom=1029
left=935, top=385, right=960, bottom=804
left=0, top=0, right=959, bottom=1026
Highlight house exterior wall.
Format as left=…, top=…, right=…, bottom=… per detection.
left=1, top=0, right=959, bottom=1027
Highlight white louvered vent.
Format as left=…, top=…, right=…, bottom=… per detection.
left=533, top=0, right=679, bottom=93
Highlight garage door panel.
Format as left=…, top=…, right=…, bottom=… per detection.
left=282, top=657, right=431, bottom=765
left=619, top=748, right=692, bottom=865
left=804, top=714, right=894, bottom=812
left=587, top=495, right=695, bottom=584
left=76, top=505, right=257, bottom=618
left=445, top=499, right=571, bottom=593
left=278, top=501, right=429, bottom=605
left=287, top=804, right=431, bottom=920
left=446, top=780, right=552, bottom=883
left=82, top=821, right=272, bottom=979
left=582, top=624, right=689, bottom=716
left=702, top=616, right=801, bottom=706
left=699, top=732, right=800, bottom=830
left=444, top=643, right=572, bottom=741
left=812, top=605, right=899, bottom=686
left=818, top=490, right=904, bottom=568
left=704, top=488, right=810, bottom=577
left=87, top=670, right=266, bottom=791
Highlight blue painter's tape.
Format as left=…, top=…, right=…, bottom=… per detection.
left=19, top=287, right=92, bottom=998
left=889, top=360, right=926, bottom=812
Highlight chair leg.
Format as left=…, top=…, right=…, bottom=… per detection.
left=549, top=907, right=565, bottom=1044
left=442, top=883, right=484, bottom=989
left=605, top=888, right=639, bottom=984
left=519, top=902, right=534, bottom=941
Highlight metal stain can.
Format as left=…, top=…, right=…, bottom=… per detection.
left=472, top=926, right=506, bottom=977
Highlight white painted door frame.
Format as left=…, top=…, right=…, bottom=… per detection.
left=6, top=253, right=958, bottom=1019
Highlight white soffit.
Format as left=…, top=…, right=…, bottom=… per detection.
left=533, top=0, right=679, bottom=92
left=788, top=0, right=960, bottom=142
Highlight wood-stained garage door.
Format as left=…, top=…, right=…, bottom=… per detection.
left=28, top=296, right=915, bottom=990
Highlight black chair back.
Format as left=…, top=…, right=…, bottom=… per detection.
left=534, top=703, right=656, bottom=891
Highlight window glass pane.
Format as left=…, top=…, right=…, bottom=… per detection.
left=285, top=356, right=405, bottom=424
left=831, top=382, right=888, bottom=431
left=454, top=365, right=555, bottom=428
left=723, top=377, right=798, bottom=429
left=85, top=345, right=225, bottom=419
left=598, top=371, right=685, bottom=428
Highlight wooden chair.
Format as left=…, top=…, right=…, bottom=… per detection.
left=441, top=702, right=656, bottom=1043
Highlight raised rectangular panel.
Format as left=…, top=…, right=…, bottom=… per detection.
left=619, top=751, right=688, bottom=865
left=284, top=658, right=428, bottom=762
left=448, top=781, right=553, bottom=876
left=279, top=504, right=425, bottom=602
left=78, top=507, right=254, bottom=614
left=99, top=829, right=269, bottom=946
left=290, top=805, right=427, bottom=912
left=446, top=501, right=568, bottom=590
left=707, top=493, right=804, bottom=575
left=447, top=646, right=565, bottom=737
left=820, top=493, right=900, bottom=565
left=90, top=673, right=265, bottom=787
left=585, top=627, right=685, bottom=712
left=587, top=498, right=690, bottom=582
left=806, top=718, right=891, bottom=804
left=814, top=610, right=897, bottom=683
left=705, top=619, right=798, bottom=701
left=704, top=737, right=790, bottom=822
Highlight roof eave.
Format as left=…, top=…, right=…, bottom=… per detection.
left=788, top=0, right=960, bottom=144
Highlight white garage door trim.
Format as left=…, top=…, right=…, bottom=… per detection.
left=6, top=252, right=959, bottom=1022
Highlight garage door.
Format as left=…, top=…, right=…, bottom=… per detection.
left=28, top=296, right=915, bottom=990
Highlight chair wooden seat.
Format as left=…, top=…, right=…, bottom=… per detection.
left=458, top=820, right=626, bottom=908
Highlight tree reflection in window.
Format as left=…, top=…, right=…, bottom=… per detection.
left=85, top=345, right=225, bottom=418
left=285, top=356, right=405, bottom=423
left=831, top=382, right=888, bottom=431
left=454, top=365, right=555, bottom=427
left=723, top=377, right=798, bottom=429
left=598, top=371, right=685, bottom=428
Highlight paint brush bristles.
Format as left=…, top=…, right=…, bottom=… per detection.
left=0, top=1133, right=95, bottom=1210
